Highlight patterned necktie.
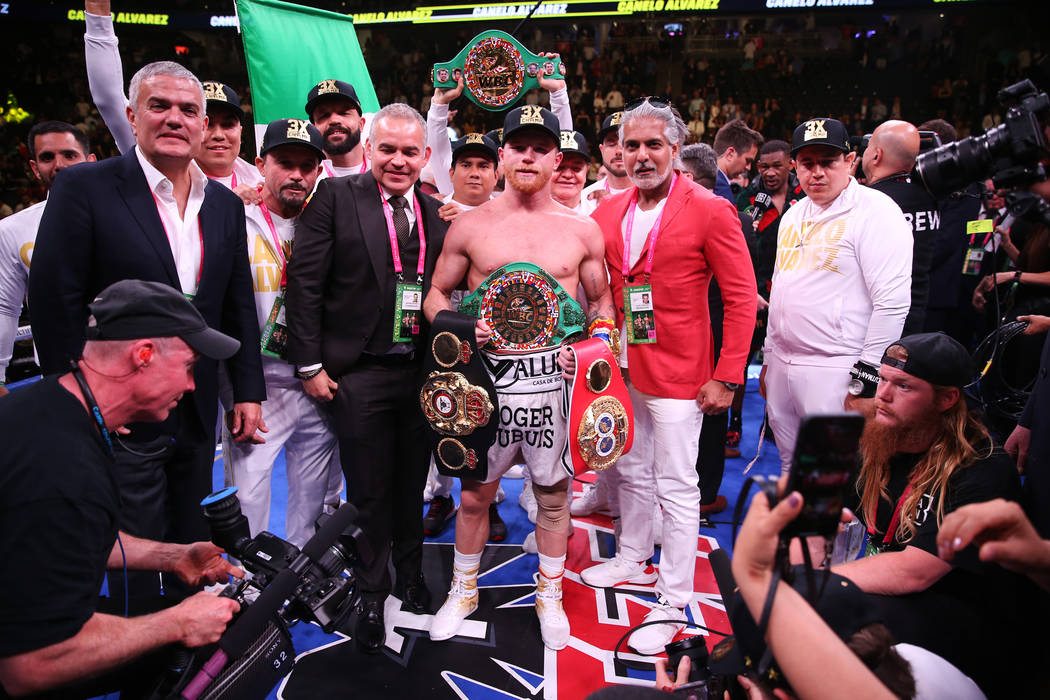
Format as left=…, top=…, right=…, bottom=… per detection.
left=389, top=194, right=411, bottom=250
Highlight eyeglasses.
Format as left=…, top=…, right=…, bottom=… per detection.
left=624, top=96, right=672, bottom=112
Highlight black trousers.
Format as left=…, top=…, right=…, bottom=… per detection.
left=109, top=400, right=215, bottom=601
left=697, top=281, right=727, bottom=505
left=332, top=356, right=429, bottom=600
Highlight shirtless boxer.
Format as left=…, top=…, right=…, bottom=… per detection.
left=423, top=105, right=615, bottom=650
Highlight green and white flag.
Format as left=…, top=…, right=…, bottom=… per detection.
left=235, top=0, right=379, bottom=149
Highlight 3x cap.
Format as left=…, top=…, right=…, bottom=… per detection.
left=451, top=132, right=499, bottom=165
left=598, top=111, right=624, bottom=140
left=305, top=79, right=361, bottom=120
left=791, top=117, right=851, bottom=156
left=502, top=105, right=559, bottom=145
left=85, top=280, right=240, bottom=360
left=202, top=81, right=244, bottom=119
left=259, top=118, right=325, bottom=160
left=558, top=130, right=589, bottom=160
left=881, top=332, right=974, bottom=388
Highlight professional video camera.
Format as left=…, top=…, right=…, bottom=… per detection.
left=915, top=79, right=1050, bottom=198
left=148, top=488, right=370, bottom=700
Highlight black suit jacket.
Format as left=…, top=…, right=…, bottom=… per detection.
left=285, top=171, right=448, bottom=377
left=28, top=149, right=265, bottom=435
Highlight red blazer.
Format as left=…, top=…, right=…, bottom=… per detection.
left=592, top=174, right=757, bottom=400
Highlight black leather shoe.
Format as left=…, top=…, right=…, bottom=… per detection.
left=395, top=574, right=432, bottom=614
left=353, top=597, right=386, bottom=653
left=423, top=495, right=457, bottom=537
left=488, top=503, right=508, bottom=542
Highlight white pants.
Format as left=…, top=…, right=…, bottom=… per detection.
left=764, top=352, right=852, bottom=477
left=223, top=382, right=340, bottom=547
left=614, top=377, right=704, bottom=609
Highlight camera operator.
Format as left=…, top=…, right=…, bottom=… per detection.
left=862, top=120, right=940, bottom=335
left=0, top=280, right=243, bottom=698
left=833, top=333, right=1033, bottom=697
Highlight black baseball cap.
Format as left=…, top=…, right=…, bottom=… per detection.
left=451, top=132, right=498, bottom=165
left=259, top=118, right=325, bottom=161
left=791, top=117, right=851, bottom=156
left=882, top=332, right=974, bottom=388
left=85, top=280, right=240, bottom=360
left=598, top=111, right=624, bottom=140
left=485, top=127, right=504, bottom=145
left=202, top=81, right=244, bottom=119
left=559, top=130, right=590, bottom=161
left=502, top=105, right=559, bottom=146
left=304, top=79, right=361, bottom=120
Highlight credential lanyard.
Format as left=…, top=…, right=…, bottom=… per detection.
left=378, top=182, right=427, bottom=283
left=323, top=154, right=368, bottom=178
left=622, top=173, right=678, bottom=279
left=867, top=483, right=913, bottom=546
left=150, top=191, right=204, bottom=293
left=258, top=203, right=288, bottom=287
left=71, top=364, right=113, bottom=457
left=206, top=170, right=236, bottom=188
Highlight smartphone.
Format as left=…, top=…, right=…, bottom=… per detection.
left=782, top=413, right=864, bottom=540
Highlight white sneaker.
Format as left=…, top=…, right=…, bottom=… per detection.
left=580, top=554, right=658, bottom=588
left=504, top=464, right=526, bottom=479
left=627, top=598, right=686, bottom=655
left=570, top=483, right=609, bottom=517
left=652, top=500, right=663, bottom=547
left=535, top=573, right=570, bottom=650
left=522, top=530, right=538, bottom=554
left=429, top=571, right=479, bottom=641
left=519, top=481, right=538, bottom=524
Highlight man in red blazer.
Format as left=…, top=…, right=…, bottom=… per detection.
left=575, top=99, right=757, bottom=655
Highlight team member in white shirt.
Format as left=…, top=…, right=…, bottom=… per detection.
left=304, top=79, right=370, bottom=181
left=551, top=130, right=590, bottom=214
left=0, top=121, right=95, bottom=395
left=763, top=117, right=912, bottom=475
left=222, top=118, right=339, bottom=548
left=580, top=112, right=632, bottom=216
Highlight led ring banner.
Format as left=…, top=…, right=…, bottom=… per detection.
left=432, top=30, right=565, bottom=111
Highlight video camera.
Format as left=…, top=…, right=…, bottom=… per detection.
left=915, top=79, right=1050, bottom=198
left=149, top=488, right=370, bottom=700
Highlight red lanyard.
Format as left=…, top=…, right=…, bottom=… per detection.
left=868, top=483, right=913, bottom=546
left=150, top=190, right=204, bottom=290
left=206, top=170, right=237, bottom=188
left=378, top=182, right=426, bottom=283
left=621, top=173, right=677, bottom=278
left=323, top=153, right=368, bottom=178
left=258, top=202, right=288, bottom=287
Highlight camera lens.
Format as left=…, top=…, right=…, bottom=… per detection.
left=665, top=635, right=710, bottom=682
left=201, top=486, right=252, bottom=556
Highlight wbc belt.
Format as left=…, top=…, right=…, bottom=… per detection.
left=458, top=262, right=586, bottom=353
left=432, top=30, right=565, bottom=112
left=419, top=310, right=499, bottom=480
left=565, top=338, right=633, bottom=474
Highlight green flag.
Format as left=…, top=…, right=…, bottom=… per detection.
left=236, top=0, right=379, bottom=144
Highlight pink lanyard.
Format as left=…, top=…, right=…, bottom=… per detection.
left=258, top=203, right=288, bottom=287
left=323, top=154, right=368, bottom=178
left=206, top=170, right=236, bottom=188
left=868, top=483, right=913, bottom=545
left=150, top=191, right=204, bottom=290
left=621, top=173, right=677, bottom=278
left=378, top=182, right=426, bottom=283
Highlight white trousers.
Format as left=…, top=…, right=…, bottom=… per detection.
left=614, top=377, right=704, bottom=609
left=223, top=382, right=340, bottom=547
left=763, top=352, right=852, bottom=477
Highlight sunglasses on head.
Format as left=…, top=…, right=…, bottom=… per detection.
left=624, top=96, right=672, bottom=112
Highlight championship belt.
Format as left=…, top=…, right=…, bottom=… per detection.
left=458, top=262, right=586, bottom=353
left=432, top=30, right=565, bottom=112
left=565, top=338, right=634, bottom=474
left=420, top=311, right=499, bottom=480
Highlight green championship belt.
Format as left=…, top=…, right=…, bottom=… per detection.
left=432, top=30, right=565, bottom=112
left=458, top=262, right=585, bottom=352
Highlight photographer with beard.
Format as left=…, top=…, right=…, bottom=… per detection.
left=834, top=333, right=1033, bottom=698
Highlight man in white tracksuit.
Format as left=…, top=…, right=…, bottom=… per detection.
left=220, top=118, right=339, bottom=547
left=764, top=117, right=912, bottom=476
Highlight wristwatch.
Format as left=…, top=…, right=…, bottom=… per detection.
left=720, top=381, right=742, bottom=392
left=296, top=366, right=323, bottom=380
left=847, top=361, right=879, bottom=398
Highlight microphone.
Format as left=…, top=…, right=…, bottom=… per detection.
left=709, top=548, right=737, bottom=610
left=750, top=192, right=774, bottom=231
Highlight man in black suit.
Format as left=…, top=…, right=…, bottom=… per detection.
left=28, top=62, right=265, bottom=591
left=285, top=102, right=448, bottom=653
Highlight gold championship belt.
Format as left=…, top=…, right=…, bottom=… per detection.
left=432, top=31, right=564, bottom=112
left=458, top=262, right=586, bottom=352
left=419, top=311, right=500, bottom=480
left=564, top=338, right=634, bottom=474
